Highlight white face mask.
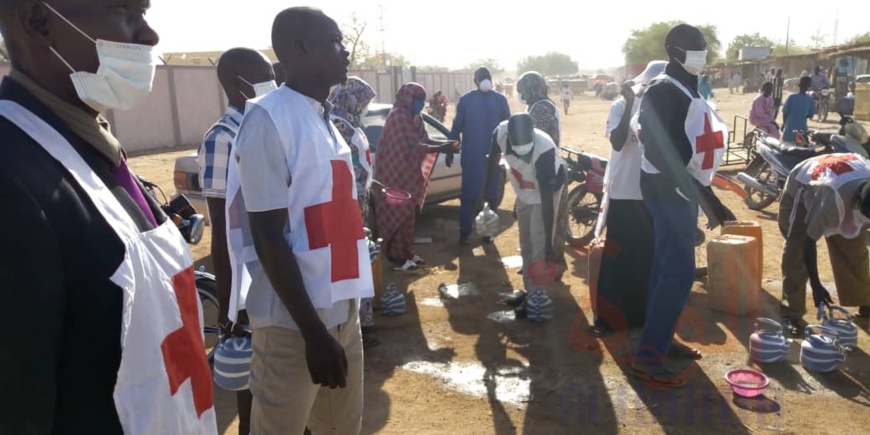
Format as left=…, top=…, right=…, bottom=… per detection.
left=239, top=77, right=278, bottom=99
left=44, top=3, right=157, bottom=113
left=675, top=47, right=707, bottom=76
left=479, top=79, right=493, bottom=92
left=511, top=141, right=534, bottom=156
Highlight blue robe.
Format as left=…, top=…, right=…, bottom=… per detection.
left=449, top=90, right=511, bottom=240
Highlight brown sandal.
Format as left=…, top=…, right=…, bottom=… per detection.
left=668, top=341, right=703, bottom=360
left=630, top=365, right=689, bottom=390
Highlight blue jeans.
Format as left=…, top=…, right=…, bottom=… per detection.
left=633, top=196, right=698, bottom=368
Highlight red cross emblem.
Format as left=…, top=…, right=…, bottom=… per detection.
left=695, top=113, right=724, bottom=170
left=365, top=148, right=373, bottom=167
left=811, top=154, right=857, bottom=180
left=161, top=267, right=213, bottom=418
left=511, top=168, right=536, bottom=190
left=304, top=160, right=365, bottom=282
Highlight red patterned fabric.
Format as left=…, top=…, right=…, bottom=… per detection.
left=374, top=83, right=438, bottom=260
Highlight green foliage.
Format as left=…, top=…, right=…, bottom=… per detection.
left=516, top=52, right=578, bottom=76
left=466, top=58, right=504, bottom=75
left=771, top=39, right=812, bottom=56
left=416, top=65, right=449, bottom=73
left=359, top=53, right=409, bottom=70
left=726, top=33, right=775, bottom=61
left=846, top=32, right=870, bottom=45
left=622, top=21, right=721, bottom=65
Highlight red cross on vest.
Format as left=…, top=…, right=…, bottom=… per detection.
left=304, top=160, right=365, bottom=282
left=812, top=154, right=857, bottom=180
left=511, top=168, right=536, bottom=190
left=695, top=113, right=724, bottom=170
left=365, top=148, right=372, bottom=167
left=161, top=267, right=214, bottom=418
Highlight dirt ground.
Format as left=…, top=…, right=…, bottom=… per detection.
left=130, top=87, right=870, bottom=435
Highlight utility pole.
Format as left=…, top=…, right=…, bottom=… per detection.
left=785, top=17, right=790, bottom=54
left=833, top=10, right=839, bottom=45
left=377, top=3, right=387, bottom=69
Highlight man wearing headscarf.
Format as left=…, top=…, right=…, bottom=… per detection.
left=516, top=71, right=569, bottom=275
left=592, top=60, right=666, bottom=336
left=375, top=83, right=458, bottom=272
left=632, top=24, right=734, bottom=388
left=449, top=67, right=511, bottom=244
left=330, top=77, right=379, bottom=345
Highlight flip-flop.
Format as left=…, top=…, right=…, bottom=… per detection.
left=588, top=324, right=613, bottom=338
left=630, top=365, right=688, bottom=390
left=668, top=341, right=703, bottom=360
left=501, top=291, right=527, bottom=307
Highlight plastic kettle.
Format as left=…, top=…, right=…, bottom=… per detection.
left=800, top=325, right=847, bottom=373
left=749, top=318, right=792, bottom=363
left=818, top=305, right=858, bottom=350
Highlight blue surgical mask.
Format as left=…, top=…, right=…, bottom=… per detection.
left=412, top=99, right=425, bottom=114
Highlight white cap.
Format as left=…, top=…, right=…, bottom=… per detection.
left=631, top=60, right=668, bottom=94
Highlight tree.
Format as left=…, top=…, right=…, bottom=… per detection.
left=622, top=21, right=721, bottom=65
left=726, top=33, right=775, bottom=61
left=516, top=52, right=578, bottom=76
left=846, top=32, right=870, bottom=45
left=466, top=58, right=504, bottom=75
left=810, top=28, right=827, bottom=49
left=359, top=52, right=409, bottom=70
left=771, top=39, right=811, bottom=56
left=341, top=13, right=370, bottom=69
left=416, top=65, right=449, bottom=73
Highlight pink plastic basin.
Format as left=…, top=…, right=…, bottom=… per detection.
left=724, top=369, right=770, bottom=398
left=385, top=188, right=411, bottom=205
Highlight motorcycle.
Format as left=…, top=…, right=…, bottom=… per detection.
left=810, top=87, right=831, bottom=122
left=561, top=146, right=607, bottom=247
left=736, top=129, right=841, bottom=210
left=138, top=176, right=219, bottom=360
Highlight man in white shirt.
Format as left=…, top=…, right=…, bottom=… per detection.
left=228, top=7, right=372, bottom=434
left=592, top=60, right=666, bottom=335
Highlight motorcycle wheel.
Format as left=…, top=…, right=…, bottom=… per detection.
left=196, top=276, right=220, bottom=365
left=742, top=158, right=778, bottom=210
left=821, top=102, right=829, bottom=122
left=565, top=183, right=601, bottom=247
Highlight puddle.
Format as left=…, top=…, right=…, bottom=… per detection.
left=438, top=283, right=479, bottom=299
left=487, top=310, right=517, bottom=323
left=420, top=298, right=445, bottom=307
left=401, top=360, right=530, bottom=406
left=500, top=255, right=524, bottom=268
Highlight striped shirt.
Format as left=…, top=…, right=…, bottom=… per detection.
left=198, top=105, right=243, bottom=198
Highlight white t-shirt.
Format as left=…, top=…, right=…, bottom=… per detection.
left=561, top=89, right=572, bottom=101
left=233, top=93, right=352, bottom=331
left=603, top=97, right=643, bottom=200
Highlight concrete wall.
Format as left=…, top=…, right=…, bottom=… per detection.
left=0, top=61, right=472, bottom=153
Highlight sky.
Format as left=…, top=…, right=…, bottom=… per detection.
left=148, top=0, right=867, bottom=71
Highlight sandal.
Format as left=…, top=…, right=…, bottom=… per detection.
left=630, top=365, right=688, bottom=390
left=668, top=341, right=703, bottom=360
left=588, top=324, right=613, bottom=338
left=394, top=259, right=424, bottom=274
left=782, top=316, right=802, bottom=336
left=857, top=306, right=870, bottom=318
left=501, top=291, right=527, bottom=307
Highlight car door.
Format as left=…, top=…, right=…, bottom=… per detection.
left=421, top=114, right=462, bottom=203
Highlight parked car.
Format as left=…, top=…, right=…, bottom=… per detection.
left=856, top=74, right=870, bottom=85
left=172, top=103, right=506, bottom=224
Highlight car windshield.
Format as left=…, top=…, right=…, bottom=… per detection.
left=362, top=108, right=448, bottom=151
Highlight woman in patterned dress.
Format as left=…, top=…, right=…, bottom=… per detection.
left=374, top=83, right=458, bottom=272
left=329, top=77, right=379, bottom=344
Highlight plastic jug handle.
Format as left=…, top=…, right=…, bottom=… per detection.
left=755, top=317, right=784, bottom=333
left=804, top=324, right=839, bottom=339
left=828, top=305, right=853, bottom=321
left=817, top=304, right=828, bottom=322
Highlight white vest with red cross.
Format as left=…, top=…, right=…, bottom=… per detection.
left=227, top=87, right=374, bottom=322
left=792, top=153, right=870, bottom=239
left=638, top=74, right=728, bottom=187
left=495, top=122, right=566, bottom=205
left=0, top=101, right=217, bottom=434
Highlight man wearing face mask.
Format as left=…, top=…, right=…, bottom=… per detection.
left=198, top=47, right=275, bottom=435
left=449, top=66, right=511, bottom=245
left=485, top=113, right=567, bottom=322
left=631, top=24, right=734, bottom=388
left=0, top=1, right=216, bottom=434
